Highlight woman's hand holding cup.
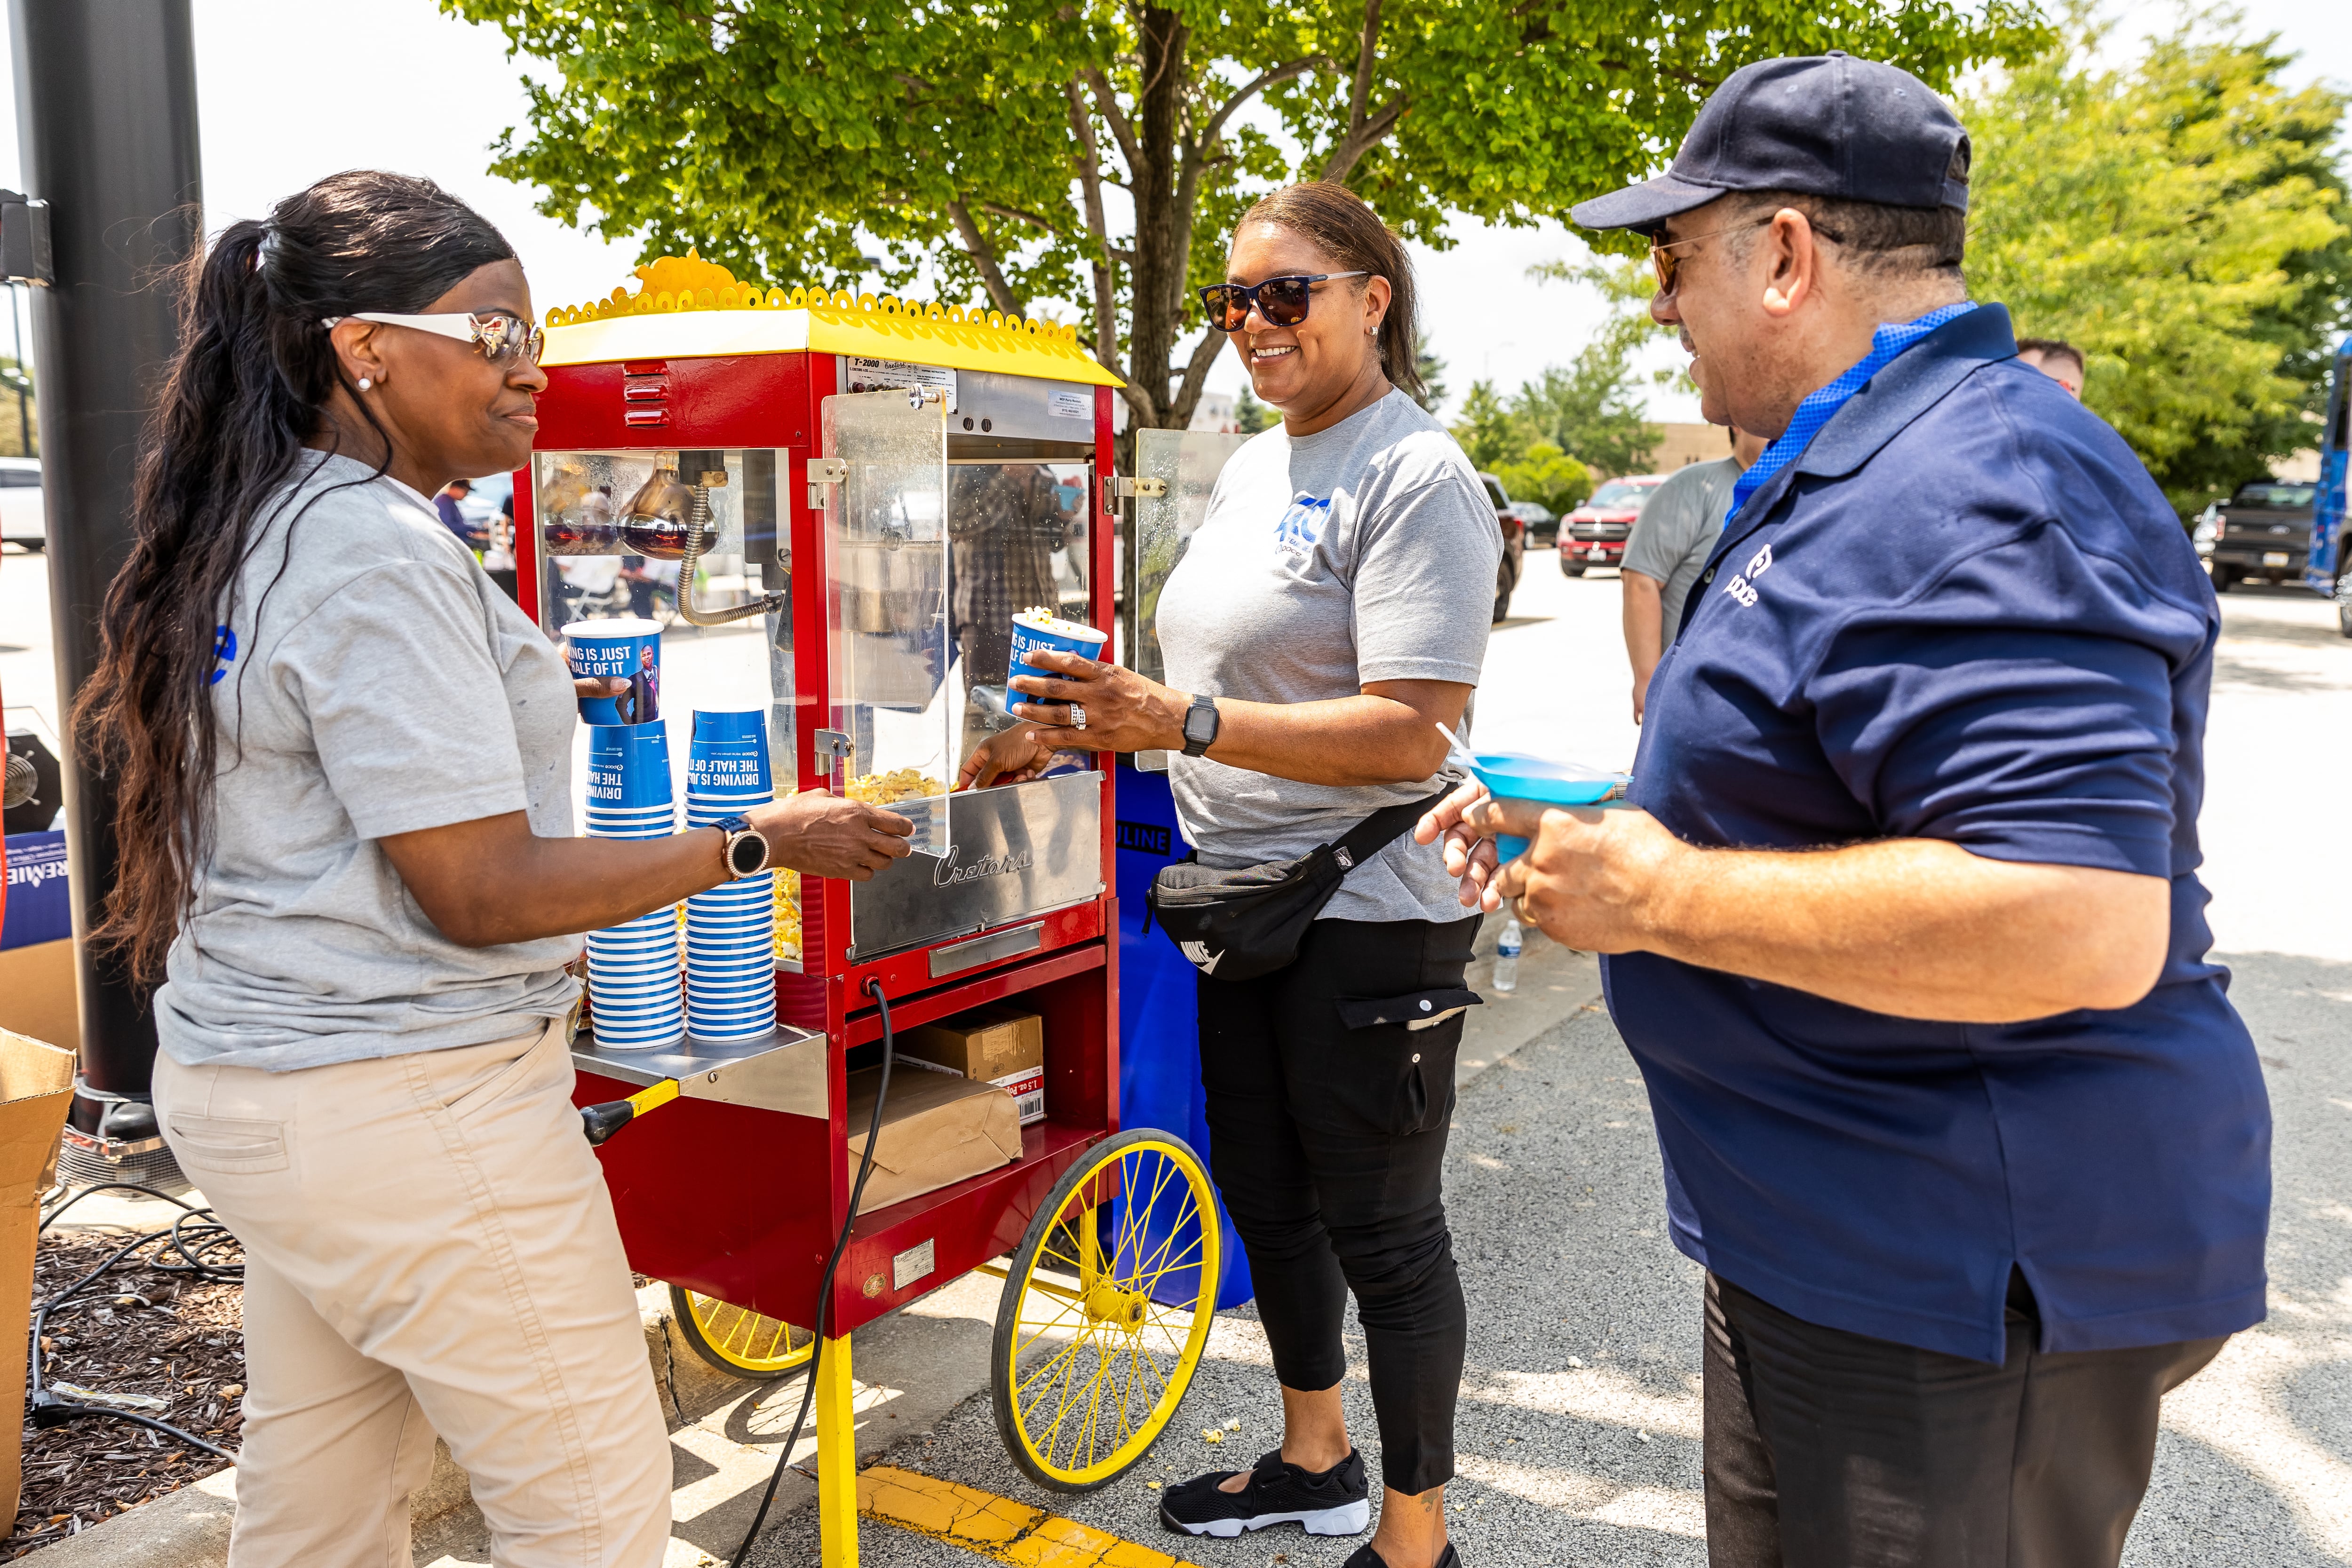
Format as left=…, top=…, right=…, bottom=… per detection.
left=1005, top=648, right=1186, bottom=754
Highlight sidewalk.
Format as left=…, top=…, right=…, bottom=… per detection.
left=21, top=936, right=1606, bottom=1568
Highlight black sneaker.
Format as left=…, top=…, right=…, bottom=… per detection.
left=1343, top=1543, right=1461, bottom=1568
left=1158, top=1447, right=1371, bottom=1539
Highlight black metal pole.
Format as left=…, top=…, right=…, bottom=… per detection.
left=9, top=0, right=200, bottom=1174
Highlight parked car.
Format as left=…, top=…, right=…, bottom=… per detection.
left=2191, top=499, right=2219, bottom=562
left=1558, top=474, right=1668, bottom=576
left=2208, top=478, right=2316, bottom=591
left=1481, top=472, right=1526, bottom=622
left=1501, top=499, right=1558, bottom=546
left=0, top=457, right=42, bottom=550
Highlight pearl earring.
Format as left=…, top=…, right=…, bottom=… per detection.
left=356, top=376, right=373, bottom=391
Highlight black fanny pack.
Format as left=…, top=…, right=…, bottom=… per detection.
left=1145, top=785, right=1454, bottom=982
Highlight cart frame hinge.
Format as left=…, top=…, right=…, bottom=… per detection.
left=807, top=457, right=849, bottom=511
left=812, top=728, right=851, bottom=776
left=1113, top=475, right=1168, bottom=499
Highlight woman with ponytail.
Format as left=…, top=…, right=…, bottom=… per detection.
left=76, top=171, right=912, bottom=1567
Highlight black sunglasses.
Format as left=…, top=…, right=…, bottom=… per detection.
left=1198, top=271, right=1369, bottom=333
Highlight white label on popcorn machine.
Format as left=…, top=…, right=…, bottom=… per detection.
left=1047, top=388, right=1092, bottom=421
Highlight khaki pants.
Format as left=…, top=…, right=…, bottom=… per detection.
left=155, top=1020, right=672, bottom=1568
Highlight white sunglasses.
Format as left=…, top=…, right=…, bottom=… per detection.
left=321, top=310, right=544, bottom=364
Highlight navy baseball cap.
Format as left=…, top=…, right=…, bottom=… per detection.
left=1571, top=52, right=1971, bottom=233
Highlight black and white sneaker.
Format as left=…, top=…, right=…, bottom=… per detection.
left=1343, top=1543, right=1460, bottom=1568
left=1158, top=1448, right=1371, bottom=1539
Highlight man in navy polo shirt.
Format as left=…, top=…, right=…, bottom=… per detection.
left=1422, top=52, right=2268, bottom=1568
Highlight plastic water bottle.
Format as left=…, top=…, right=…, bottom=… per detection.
left=1494, top=916, right=1522, bottom=993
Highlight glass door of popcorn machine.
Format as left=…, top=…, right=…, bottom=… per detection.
left=821, top=387, right=1104, bottom=965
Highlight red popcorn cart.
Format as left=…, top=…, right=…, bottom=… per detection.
left=521, top=257, right=1222, bottom=1563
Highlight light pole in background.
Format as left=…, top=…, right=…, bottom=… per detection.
left=8, top=0, right=201, bottom=1186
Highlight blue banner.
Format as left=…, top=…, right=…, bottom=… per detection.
left=2, top=831, right=70, bottom=951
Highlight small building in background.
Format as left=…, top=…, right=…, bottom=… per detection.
left=1189, top=391, right=1239, bottom=434
left=1644, top=421, right=1734, bottom=474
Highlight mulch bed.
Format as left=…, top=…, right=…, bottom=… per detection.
left=6, top=1223, right=245, bottom=1558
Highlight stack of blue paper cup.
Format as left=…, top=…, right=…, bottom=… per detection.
left=583, top=721, right=685, bottom=1050
left=683, top=709, right=778, bottom=1042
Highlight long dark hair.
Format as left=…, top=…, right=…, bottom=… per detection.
left=75, top=171, right=515, bottom=982
left=1237, top=182, right=1423, bottom=401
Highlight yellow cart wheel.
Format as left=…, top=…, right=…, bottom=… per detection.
left=991, top=1128, right=1222, bottom=1492
left=669, top=1284, right=815, bottom=1380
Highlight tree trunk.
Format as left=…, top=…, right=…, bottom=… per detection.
left=1126, top=6, right=1189, bottom=430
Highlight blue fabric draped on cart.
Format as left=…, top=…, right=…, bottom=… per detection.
left=1113, top=758, right=1255, bottom=1310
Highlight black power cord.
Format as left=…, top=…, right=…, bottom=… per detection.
left=729, top=976, right=898, bottom=1567
left=31, top=1180, right=245, bottom=1461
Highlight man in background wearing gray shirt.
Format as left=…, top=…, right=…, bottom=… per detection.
left=1621, top=420, right=1767, bottom=721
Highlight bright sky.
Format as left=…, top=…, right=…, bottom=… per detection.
left=0, top=0, right=2339, bottom=423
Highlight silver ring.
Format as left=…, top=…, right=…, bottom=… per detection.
left=1069, top=703, right=1088, bottom=730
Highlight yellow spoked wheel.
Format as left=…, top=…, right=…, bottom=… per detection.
left=991, top=1128, right=1222, bottom=1492
left=668, top=1285, right=815, bottom=1380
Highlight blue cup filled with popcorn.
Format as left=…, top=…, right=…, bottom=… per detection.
left=1009, top=607, right=1109, bottom=684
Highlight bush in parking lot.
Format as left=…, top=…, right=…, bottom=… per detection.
left=1495, top=443, right=1592, bottom=516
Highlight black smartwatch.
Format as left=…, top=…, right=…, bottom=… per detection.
left=712, top=813, right=771, bottom=879
left=1180, top=693, right=1220, bottom=757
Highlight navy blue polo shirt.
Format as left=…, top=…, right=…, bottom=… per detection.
left=1606, top=304, right=2270, bottom=1365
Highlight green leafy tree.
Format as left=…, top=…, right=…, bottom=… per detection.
left=1232, top=385, right=1276, bottom=434
left=1450, top=380, right=1518, bottom=471
left=1513, top=260, right=1669, bottom=475
left=446, top=0, right=2046, bottom=432
left=1411, top=339, right=1449, bottom=415
left=1965, top=14, right=2351, bottom=514
left=1494, top=441, right=1592, bottom=514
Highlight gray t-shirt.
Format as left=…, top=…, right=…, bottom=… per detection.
left=1622, top=455, right=1740, bottom=636
left=156, top=453, right=583, bottom=1071
left=1156, top=389, right=1501, bottom=924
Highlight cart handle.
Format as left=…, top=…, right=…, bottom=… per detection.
left=580, top=1077, right=682, bottom=1146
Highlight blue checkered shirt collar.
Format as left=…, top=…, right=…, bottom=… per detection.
left=1729, top=302, right=1979, bottom=517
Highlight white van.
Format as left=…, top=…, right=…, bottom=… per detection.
left=0, top=457, right=42, bottom=549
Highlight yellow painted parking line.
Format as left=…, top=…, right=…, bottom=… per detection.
left=857, top=1465, right=1205, bottom=1568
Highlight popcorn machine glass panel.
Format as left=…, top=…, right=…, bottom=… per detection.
left=823, top=391, right=955, bottom=858
left=533, top=448, right=800, bottom=960
left=1122, top=428, right=1245, bottom=684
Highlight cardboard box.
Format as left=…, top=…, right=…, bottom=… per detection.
left=0, top=1029, right=79, bottom=1529
left=901, top=1004, right=1046, bottom=1125
left=845, top=1065, right=1022, bottom=1216
left=0, top=941, right=79, bottom=1058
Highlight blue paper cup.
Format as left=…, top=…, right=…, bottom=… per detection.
left=1009, top=609, right=1109, bottom=684
left=685, top=911, right=773, bottom=934
left=584, top=721, right=674, bottom=812
left=692, top=708, right=769, bottom=746
left=565, top=618, right=665, bottom=726
left=588, top=954, right=682, bottom=981
left=685, top=955, right=773, bottom=978
left=1466, top=752, right=1632, bottom=863
left=687, top=990, right=771, bottom=1009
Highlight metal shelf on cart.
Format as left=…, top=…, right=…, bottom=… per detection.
left=572, top=1024, right=827, bottom=1119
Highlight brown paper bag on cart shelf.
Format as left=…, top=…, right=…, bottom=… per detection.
left=844, top=1066, right=1022, bottom=1216
left=0, top=1029, right=79, bottom=1528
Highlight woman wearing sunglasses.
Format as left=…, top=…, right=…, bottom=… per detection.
left=74, top=171, right=911, bottom=1568
left=961, top=182, right=1499, bottom=1568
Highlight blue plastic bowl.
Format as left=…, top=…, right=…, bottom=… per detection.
left=1468, top=752, right=1630, bottom=863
